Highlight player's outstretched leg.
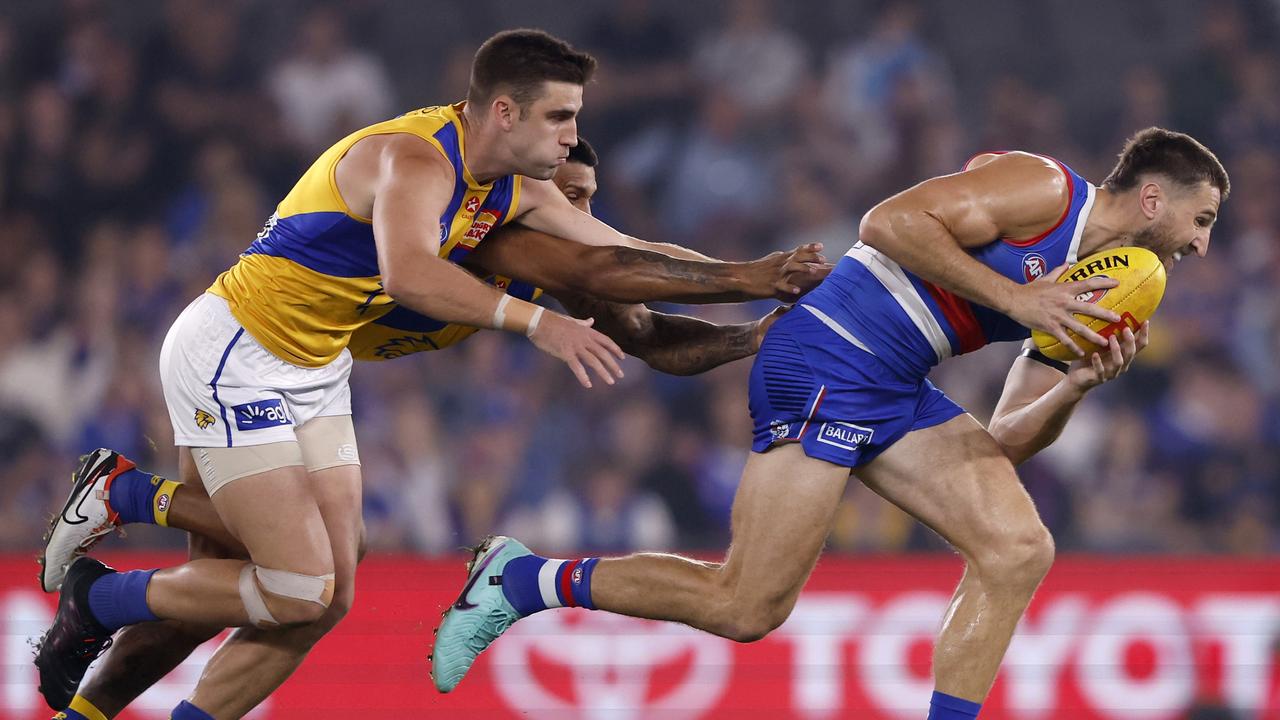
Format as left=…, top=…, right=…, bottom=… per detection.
left=59, top=424, right=364, bottom=720
left=430, top=443, right=850, bottom=692
left=58, top=453, right=237, bottom=719
left=855, top=414, right=1055, bottom=718
left=41, top=449, right=240, bottom=594
left=39, top=449, right=181, bottom=593
left=34, top=456, right=336, bottom=713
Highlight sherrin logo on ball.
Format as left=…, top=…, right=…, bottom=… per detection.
left=1031, top=246, right=1166, bottom=362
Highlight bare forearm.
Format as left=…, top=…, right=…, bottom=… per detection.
left=581, top=246, right=762, bottom=303
left=557, top=292, right=757, bottom=375
left=631, top=313, right=757, bottom=375
left=624, top=235, right=719, bottom=262
left=988, top=381, right=1087, bottom=465
left=385, top=258, right=506, bottom=329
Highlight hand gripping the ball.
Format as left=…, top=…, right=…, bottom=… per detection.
left=1066, top=322, right=1149, bottom=392
left=1010, top=264, right=1121, bottom=357
left=1027, top=247, right=1168, bottom=361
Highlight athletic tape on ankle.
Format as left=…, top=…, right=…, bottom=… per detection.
left=239, top=564, right=278, bottom=627
left=256, top=567, right=336, bottom=606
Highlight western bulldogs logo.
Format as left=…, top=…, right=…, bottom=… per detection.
left=769, top=420, right=792, bottom=440
left=1023, top=253, right=1047, bottom=282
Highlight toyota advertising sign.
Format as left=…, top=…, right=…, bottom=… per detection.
left=2, top=555, right=1277, bottom=718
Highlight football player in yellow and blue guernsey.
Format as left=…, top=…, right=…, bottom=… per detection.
left=431, top=127, right=1229, bottom=720
left=38, top=132, right=824, bottom=720
left=33, top=30, right=826, bottom=720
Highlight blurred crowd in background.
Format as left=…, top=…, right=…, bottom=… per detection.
left=0, top=0, right=1277, bottom=557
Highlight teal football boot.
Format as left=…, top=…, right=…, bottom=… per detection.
left=429, top=535, right=530, bottom=692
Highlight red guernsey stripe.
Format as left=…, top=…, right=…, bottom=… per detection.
left=559, top=560, right=581, bottom=608
left=923, top=282, right=985, bottom=354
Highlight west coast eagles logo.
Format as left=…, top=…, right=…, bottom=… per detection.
left=194, top=408, right=216, bottom=429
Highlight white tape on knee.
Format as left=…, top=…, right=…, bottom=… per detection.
left=239, top=564, right=278, bottom=628
left=255, top=567, right=336, bottom=607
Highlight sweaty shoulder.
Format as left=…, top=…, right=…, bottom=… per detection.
left=336, top=133, right=455, bottom=219
left=961, top=152, right=1071, bottom=241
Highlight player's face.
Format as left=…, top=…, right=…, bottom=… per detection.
left=509, top=81, right=582, bottom=181
left=552, top=161, right=597, bottom=213
left=1136, top=181, right=1222, bottom=272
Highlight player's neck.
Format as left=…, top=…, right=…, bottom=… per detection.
left=1077, top=186, right=1142, bottom=257
left=458, top=107, right=514, bottom=185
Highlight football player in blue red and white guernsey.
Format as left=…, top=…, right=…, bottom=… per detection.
left=432, top=128, right=1228, bottom=720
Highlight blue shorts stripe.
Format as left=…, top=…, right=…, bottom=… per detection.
left=210, top=328, right=245, bottom=448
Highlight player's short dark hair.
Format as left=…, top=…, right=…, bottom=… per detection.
left=1103, top=127, right=1230, bottom=200
left=567, top=136, right=598, bottom=167
left=467, top=29, right=596, bottom=111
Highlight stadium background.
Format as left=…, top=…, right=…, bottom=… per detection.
left=0, top=0, right=1276, bottom=717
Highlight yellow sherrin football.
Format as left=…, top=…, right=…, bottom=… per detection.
left=1031, top=246, right=1167, bottom=362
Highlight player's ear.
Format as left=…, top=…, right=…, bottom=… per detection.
left=1138, top=181, right=1163, bottom=220
left=492, top=95, right=517, bottom=130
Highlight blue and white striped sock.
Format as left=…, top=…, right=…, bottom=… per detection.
left=501, top=554, right=600, bottom=616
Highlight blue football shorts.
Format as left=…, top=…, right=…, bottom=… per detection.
left=748, top=306, right=966, bottom=469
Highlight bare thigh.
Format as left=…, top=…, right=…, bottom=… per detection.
left=720, top=443, right=850, bottom=611
left=853, top=414, right=1046, bottom=560
left=203, top=453, right=333, bottom=576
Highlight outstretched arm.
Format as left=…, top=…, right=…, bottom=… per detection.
left=550, top=289, right=785, bottom=376
left=466, top=224, right=828, bottom=303
left=988, top=325, right=1147, bottom=465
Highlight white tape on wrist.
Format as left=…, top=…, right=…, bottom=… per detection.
left=492, top=295, right=512, bottom=330
left=526, top=306, right=545, bottom=337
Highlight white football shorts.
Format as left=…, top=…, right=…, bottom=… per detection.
left=159, top=293, right=353, bottom=449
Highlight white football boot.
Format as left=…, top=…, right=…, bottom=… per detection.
left=39, top=449, right=131, bottom=592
